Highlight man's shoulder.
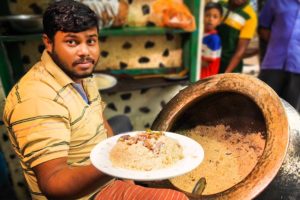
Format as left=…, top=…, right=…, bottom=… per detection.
left=243, top=3, right=257, bottom=19
left=3, top=67, right=67, bottom=125
left=7, top=64, right=61, bottom=103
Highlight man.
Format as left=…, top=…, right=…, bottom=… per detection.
left=258, top=0, right=300, bottom=112
left=2, top=1, right=188, bottom=199
left=217, top=0, right=257, bottom=73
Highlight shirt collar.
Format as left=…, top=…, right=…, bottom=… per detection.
left=41, top=50, right=74, bottom=87
left=40, top=50, right=98, bottom=100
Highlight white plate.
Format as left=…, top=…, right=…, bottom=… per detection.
left=90, top=131, right=204, bottom=181
left=94, top=73, right=117, bottom=90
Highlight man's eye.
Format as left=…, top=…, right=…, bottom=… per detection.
left=88, top=39, right=97, bottom=45
left=66, top=40, right=77, bottom=45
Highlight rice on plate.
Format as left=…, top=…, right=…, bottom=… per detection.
left=109, top=131, right=184, bottom=171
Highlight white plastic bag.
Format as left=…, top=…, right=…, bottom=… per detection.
left=77, top=0, right=126, bottom=28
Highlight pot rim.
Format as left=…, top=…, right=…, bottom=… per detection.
left=152, top=73, right=289, bottom=200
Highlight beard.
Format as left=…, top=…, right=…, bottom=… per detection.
left=49, top=50, right=98, bottom=80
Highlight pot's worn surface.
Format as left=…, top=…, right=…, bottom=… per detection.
left=255, top=99, right=300, bottom=200
left=152, top=74, right=290, bottom=200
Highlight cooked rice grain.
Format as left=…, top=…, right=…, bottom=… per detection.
left=110, top=135, right=183, bottom=171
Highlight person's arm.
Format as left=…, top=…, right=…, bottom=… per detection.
left=258, top=27, right=271, bottom=43
left=224, top=38, right=250, bottom=73
left=258, top=0, right=273, bottom=43
left=224, top=2, right=257, bottom=73
left=33, top=157, right=112, bottom=200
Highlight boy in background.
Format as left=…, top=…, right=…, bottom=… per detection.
left=201, top=2, right=223, bottom=79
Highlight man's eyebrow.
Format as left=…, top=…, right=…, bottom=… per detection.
left=63, top=33, right=98, bottom=38
left=65, top=33, right=77, bottom=38
left=88, top=34, right=98, bottom=38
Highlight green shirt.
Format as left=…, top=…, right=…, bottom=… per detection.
left=218, top=0, right=257, bottom=73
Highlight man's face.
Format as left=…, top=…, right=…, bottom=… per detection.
left=230, top=0, right=248, bottom=7
left=45, top=27, right=100, bottom=82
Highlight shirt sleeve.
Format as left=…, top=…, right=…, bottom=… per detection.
left=259, top=0, right=273, bottom=29
left=7, top=97, right=71, bottom=168
left=209, top=35, right=221, bottom=50
left=240, top=7, right=258, bottom=39
left=202, top=34, right=222, bottom=60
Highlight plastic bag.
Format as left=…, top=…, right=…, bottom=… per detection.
left=151, top=0, right=196, bottom=31
left=77, top=0, right=128, bottom=28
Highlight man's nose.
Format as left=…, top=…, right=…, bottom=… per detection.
left=78, top=44, right=90, bottom=56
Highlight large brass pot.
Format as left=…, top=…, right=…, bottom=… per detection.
left=151, top=73, right=297, bottom=199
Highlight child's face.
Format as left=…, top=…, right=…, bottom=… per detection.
left=204, top=8, right=222, bottom=32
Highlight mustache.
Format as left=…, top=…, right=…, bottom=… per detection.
left=72, top=57, right=95, bottom=66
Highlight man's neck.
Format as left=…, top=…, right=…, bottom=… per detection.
left=73, top=79, right=83, bottom=84
left=229, top=1, right=247, bottom=10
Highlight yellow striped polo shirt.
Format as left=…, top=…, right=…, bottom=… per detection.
left=220, top=1, right=257, bottom=39
left=3, top=51, right=108, bottom=199
left=218, top=0, right=257, bottom=72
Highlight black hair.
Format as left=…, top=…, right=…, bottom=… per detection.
left=43, top=0, right=99, bottom=40
left=205, top=2, right=223, bottom=16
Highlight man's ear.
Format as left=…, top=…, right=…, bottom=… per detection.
left=42, top=34, right=53, bottom=52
